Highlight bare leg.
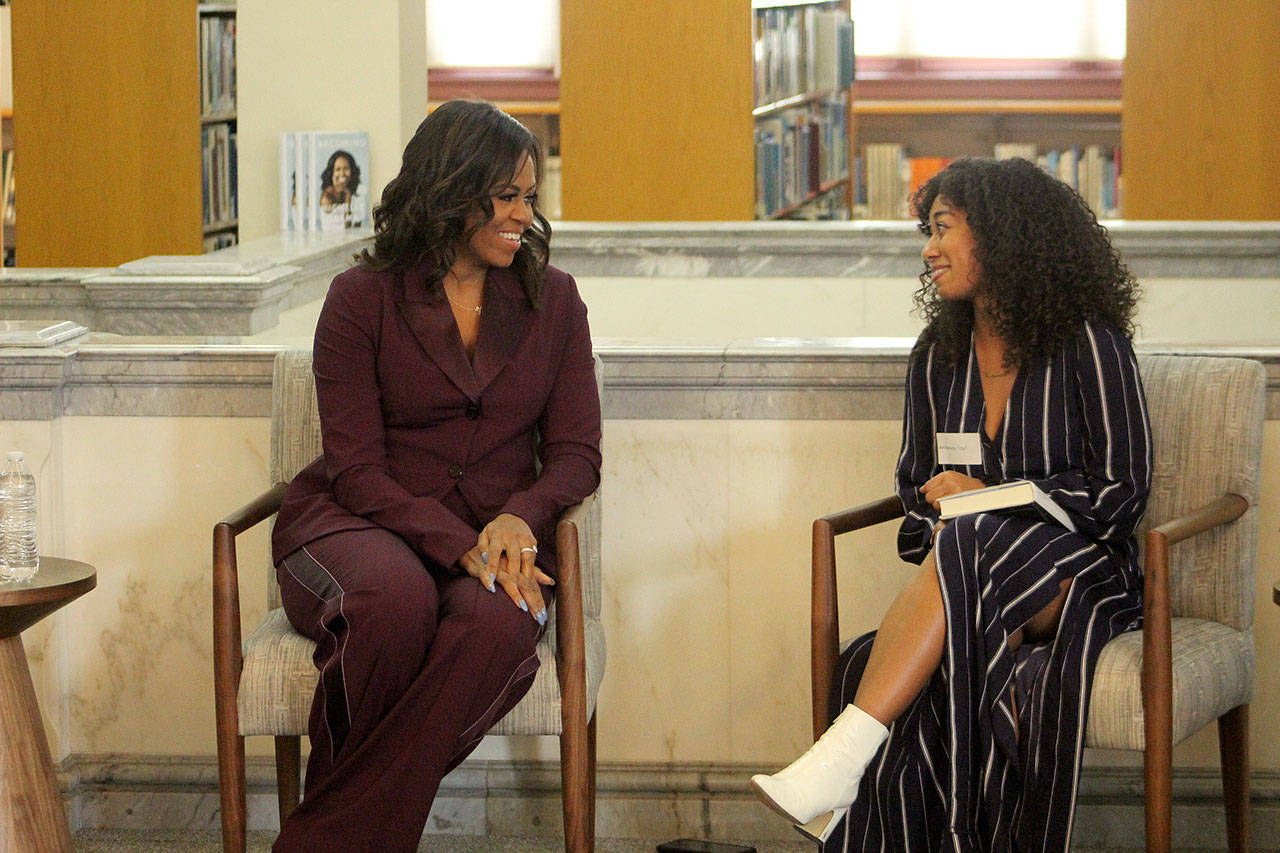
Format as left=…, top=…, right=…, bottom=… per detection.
left=853, top=553, right=1074, bottom=727
left=852, top=553, right=946, bottom=725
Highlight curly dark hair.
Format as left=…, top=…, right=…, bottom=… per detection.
left=321, top=149, right=361, bottom=196
left=910, top=157, right=1138, bottom=368
left=357, top=100, right=550, bottom=307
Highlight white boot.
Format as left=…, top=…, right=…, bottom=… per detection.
left=750, top=705, right=888, bottom=836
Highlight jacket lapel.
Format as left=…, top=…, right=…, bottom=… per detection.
left=395, top=264, right=481, bottom=401
left=472, top=266, right=534, bottom=393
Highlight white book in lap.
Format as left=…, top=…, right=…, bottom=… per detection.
left=937, top=480, right=1077, bottom=532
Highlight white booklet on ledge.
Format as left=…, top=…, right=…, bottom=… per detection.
left=937, top=480, right=1077, bottom=532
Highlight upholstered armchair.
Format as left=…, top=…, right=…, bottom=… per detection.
left=809, top=354, right=1264, bottom=853
left=213, top=349, right=605, bottom=853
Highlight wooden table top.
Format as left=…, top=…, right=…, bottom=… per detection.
left=0, top=557, right=96, bottom=639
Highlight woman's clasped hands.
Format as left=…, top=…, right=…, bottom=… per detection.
left=459, top=512, right=554, bottom=626
left=920, top=470, right=986, bottom=510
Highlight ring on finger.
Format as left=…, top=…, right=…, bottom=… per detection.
left=521, top=546, right=538, bottom=555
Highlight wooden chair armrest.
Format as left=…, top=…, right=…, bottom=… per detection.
left=216, top=482, right=290, bottom=537
left=554, top=492, right=597, bottom=733
left=811, top=495, right=905, bottom=738
left=818, top=495, right=906, bottom=537
left=1140, top=491, right=1249, bottom=836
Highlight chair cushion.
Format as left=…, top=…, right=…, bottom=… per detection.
left=238, top=606, right=606, bottom=737
left=1085, top=617, right=1254, bottom=750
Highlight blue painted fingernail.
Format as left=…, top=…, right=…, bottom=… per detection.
left=536, top=610, right=547, bottom=626
left=518, top=600, right=529, bottom=612
left=481, top=551, right=488, bottom=564
left=485, top=577, right=495, bottom=593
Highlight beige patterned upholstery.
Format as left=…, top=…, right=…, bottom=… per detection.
left=238, top=348, right=606, bottom=737
left=1085, top=355, right=1263, bottom=750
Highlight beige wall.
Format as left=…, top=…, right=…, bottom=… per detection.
left=8, top=407, right=1279, bottom=773
left=236, top=0, right=428, bottom=240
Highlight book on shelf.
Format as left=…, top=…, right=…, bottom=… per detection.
left=754, top=99, right=847, bottom=218
left=279, top=131, right=370, bottom=231
left=201, top=122, right=237, bottom=227
left=754, top=4, right=853, bottom=107
left=2, top=147, right=14, bottom=227
left=856, top=143, right=1121, bottom=220
left=199, top=12, right=236, bottom=117
left=937, top=479, right=1076, bottom=532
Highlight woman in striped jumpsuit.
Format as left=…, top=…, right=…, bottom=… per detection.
left=753, top=157, right=1151, bottom=852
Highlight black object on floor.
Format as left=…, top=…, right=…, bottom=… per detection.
left=656, top=840, right=757, bottom=853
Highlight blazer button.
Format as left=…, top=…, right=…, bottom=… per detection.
left=448, top=464, right=463, bottom=479
left=465, top=403, right=481, bottom=420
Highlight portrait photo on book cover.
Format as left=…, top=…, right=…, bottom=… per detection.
left=312, top=131, right=370, bottom=230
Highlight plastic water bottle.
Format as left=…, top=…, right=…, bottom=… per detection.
left=0, top=451, right=39, bottom=581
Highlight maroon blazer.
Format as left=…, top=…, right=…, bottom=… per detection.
left=271, top=260, right=602, bottom=575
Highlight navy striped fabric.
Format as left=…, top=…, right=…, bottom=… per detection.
left=828, top=322, right=1153, bottom=852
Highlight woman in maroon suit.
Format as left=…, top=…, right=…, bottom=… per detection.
left=270, top=100, right=602, bottom=852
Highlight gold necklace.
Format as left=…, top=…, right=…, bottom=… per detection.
left=446, top=293, right=482, bottom=316
left=983, top=367, right=1012, bottom=378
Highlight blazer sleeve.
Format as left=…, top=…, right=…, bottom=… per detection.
left=499, top=277, right=603, bottom=535
left=896, top=345, right=942, bottom=564
left=313, top=272, right=480, bottom=570
left=1025, top=323, right=1153, bottom=544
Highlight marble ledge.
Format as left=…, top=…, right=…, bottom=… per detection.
left=0, top=228, right=368, bottom=337
left=1, top=222, right=1278, bottom=339
left=0, top=337, right=1278, bottom=422
left=551, top=220, right=1280, bottom=279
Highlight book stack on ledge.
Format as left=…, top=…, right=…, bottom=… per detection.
left=0, top=321, right=89, bottom=348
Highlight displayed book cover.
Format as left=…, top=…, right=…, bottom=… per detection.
left=295, top=132, right=310, bottom=231
left=279, top=132, right=295, bottom=231
left=937, top=479, right=1076, bottom=532
left=308, top=131, right=370, bottom=231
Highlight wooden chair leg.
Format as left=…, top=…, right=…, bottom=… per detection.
left=1143, top=708, right=1173, bottom=853
left=275, top=735, right=302, bottom=825
left=1218, top=704, right=1250, bottom=853
left=560, top=706, right=592, bottom=853
left=216, top=733, right=247, bottom=853
left=587, top=713, right=597, bottom=843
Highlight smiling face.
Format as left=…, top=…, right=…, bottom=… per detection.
left=330, top=155, right=352, bottom=189
left=451, top=154, right=537, bottom=278
left=922, top=196, right=982, bottom=302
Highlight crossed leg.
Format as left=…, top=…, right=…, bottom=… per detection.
left=853, top=550, right=1073, bottom=727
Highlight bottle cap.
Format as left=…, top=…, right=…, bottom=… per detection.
left=5, top=451, right=23, bottom=462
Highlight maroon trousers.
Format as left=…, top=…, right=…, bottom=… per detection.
left=272, top=527, right=546, bottom=852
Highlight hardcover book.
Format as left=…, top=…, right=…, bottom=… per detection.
left=937, top=480, right=1076, bottom=532
left=308, top=131, right=370, bottom=231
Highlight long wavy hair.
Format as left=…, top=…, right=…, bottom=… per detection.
left=911, top=157, right=1138, bottom=367
left=357, top=100, right=551, bottom=306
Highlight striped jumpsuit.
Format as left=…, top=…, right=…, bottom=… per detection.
left=827, top=322, right=1152, bottom=852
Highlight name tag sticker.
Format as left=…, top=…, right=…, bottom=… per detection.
left=936, top=432, right=984, bottom=466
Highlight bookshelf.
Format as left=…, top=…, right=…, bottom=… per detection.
left=10, top=3, right=207, bottom=266
left=559, top=0, right=852, bottom=222
left=752, top=0, right=855, bottom=220
left=200, top=3, right=238, bottom=251
left=853, top=99, right=1123, bottom=219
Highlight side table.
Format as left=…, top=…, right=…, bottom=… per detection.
left=0, top=557, right=96, bottom=852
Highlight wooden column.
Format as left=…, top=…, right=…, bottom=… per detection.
left=1124, top=0, right=1280, bottom=219
left=10, top=0, right=203, bottom=266
left=559, top=0, right=755, bottom=221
